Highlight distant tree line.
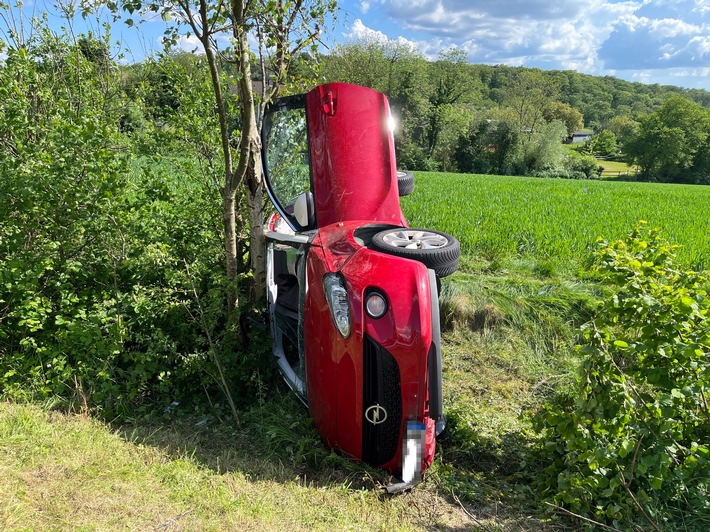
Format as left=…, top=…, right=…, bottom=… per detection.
left=318, top=40, right=710, bottom=184
left=111, top=38, right=710, bottom=184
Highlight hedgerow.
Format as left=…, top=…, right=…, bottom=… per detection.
left=537, top=223, right=710, bottom=527
left=0, top=33, right=271, bottom=419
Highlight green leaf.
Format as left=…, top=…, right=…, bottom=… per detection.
left=619, top=439, right=635, bottom=458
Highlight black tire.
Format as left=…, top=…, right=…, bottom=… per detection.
left=371, top=228, right=460, bottom=277
left=397, top=171, right=415, bottom=196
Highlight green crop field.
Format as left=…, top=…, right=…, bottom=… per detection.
left=402, top=172, right=710, bottom=270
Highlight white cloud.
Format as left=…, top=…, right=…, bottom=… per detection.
left=348, top=18, right=389, bottom=43
left=346, top=19, right=427, bottom=53
left=694, top=0, right=710, bottom=15
left=174, top=33, right=203, bottom=53
left=631, top=70, right=653, bottom=83
left=600, top=5, right=709, bottom=70
left=359, top=1, right=371, bottom=14
left=343, top=0, right=710, bottom=88
left=670, top=67, right=710, bottom=77
left=690, top=35, right=710, bottom=54
left=649, top=18, right=702, bottom=37
left=375, top=0, right=644, bottom=74
left=373, top=1, right=708, bottom=76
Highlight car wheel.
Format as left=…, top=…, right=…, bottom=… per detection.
left=397, top=171, right=415, bottom=196
left=371, top=228, right=460, bottom=277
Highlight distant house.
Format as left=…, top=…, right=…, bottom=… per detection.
left=568, top=130, right=593, bottom=144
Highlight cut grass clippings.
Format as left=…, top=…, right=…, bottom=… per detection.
left=432, top=270, right=599, bottom=524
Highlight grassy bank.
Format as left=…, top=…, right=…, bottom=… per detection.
left=0, top=401, right=474, bottom=530
left=0, top=262, right=598, bottom=530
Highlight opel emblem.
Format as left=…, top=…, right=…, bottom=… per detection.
left=365, top=404, right=388, bottom=425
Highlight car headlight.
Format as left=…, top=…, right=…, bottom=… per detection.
left=365, top=291, right=388, bottom=319
left=323, top=273, right=351, bottom=338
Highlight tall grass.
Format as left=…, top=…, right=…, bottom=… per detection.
left=403, top=172, right=710, bottom=270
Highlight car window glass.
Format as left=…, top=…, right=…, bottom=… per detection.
left=264, top=108, right=310, bottom=209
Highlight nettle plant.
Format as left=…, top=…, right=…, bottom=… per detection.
left=538, top=223, right=710, bottom=526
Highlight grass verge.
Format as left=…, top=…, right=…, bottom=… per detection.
left=1, top=264, right=599, bottom=530
left=598, top=158, right=636, bottom=178
left=0, top=398, right=475, bottom=531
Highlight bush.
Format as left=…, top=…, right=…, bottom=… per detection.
left=453, top=120, right=493, bottom=174
left=589, top=130, right=618, bottom=158
left=536, top=223, right=710, bottom=526
left=530, top=169, right=570, bottom=179
left=396, top=138, right=429, bottom=171
left=0, top=34, right=272, bottom=419
left=530, top=169, right=593, bottom=180
left=523, top=120, right=568, bottom=174
left=119, top=101, right=148, bottom=133
left=566, top=151, right=603, bottom=179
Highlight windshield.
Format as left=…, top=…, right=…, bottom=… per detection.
left=262, top=96, right=312, bottom=231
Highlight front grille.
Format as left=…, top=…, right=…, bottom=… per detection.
left=362, top=335, right=402, bottom=467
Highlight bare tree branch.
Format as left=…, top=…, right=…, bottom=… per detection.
left=544, top=502, right=618, bottom=531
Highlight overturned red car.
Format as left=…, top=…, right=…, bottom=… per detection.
left=261, top=83, right=459, bottom=483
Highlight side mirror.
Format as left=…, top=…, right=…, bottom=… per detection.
left=294, top=191, right=315, bottom=229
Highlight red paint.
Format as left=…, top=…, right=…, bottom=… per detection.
left=306, top=84, right=402, bottom=228
left=265, top=83, right=439, bottom=476
left=303, top=222, right=435, bottom=473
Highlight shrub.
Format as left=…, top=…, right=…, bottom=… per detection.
left=530, top=169, right=570, bottom=179
left=396, top=138, right=429, bottom=171
left=453, top=120, right=494, bottom=174
left=537, top=223, right=710, bottom=526
left=566, top=151, right=602, bottom=179
left=589, top=130, right=618, bottom=158
left=530, top=169, right=592, bottom=180
left=0, top=34, right=272, bottom=419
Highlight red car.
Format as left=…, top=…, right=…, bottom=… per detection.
left=262, top=83, right=459, bottom=485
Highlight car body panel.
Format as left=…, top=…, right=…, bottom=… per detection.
left=301, top=222, right=434, bottom=471
left=305, top=84, right=406, bottom=228
left=262, top=83, right=444, bottom=478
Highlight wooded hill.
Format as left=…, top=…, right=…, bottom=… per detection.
left=317, top=42, right=710, bottom=182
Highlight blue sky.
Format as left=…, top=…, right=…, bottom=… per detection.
left=336, top=0, right=710, bottom=90
left=2, top=0, right=709, bottom=90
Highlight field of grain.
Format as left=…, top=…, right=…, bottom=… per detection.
left=402, top=172, right=710, bottom=270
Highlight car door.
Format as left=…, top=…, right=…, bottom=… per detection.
left=262, top=96, right=314, bottom=402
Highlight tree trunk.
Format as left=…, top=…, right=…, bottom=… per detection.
left=247, top=156, right=266, bottom=302
left=232, top=3, right=267, bottom=306
left=194, top=0, right=240, bottom=313
left=222, top=187, right=239, bottom=312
